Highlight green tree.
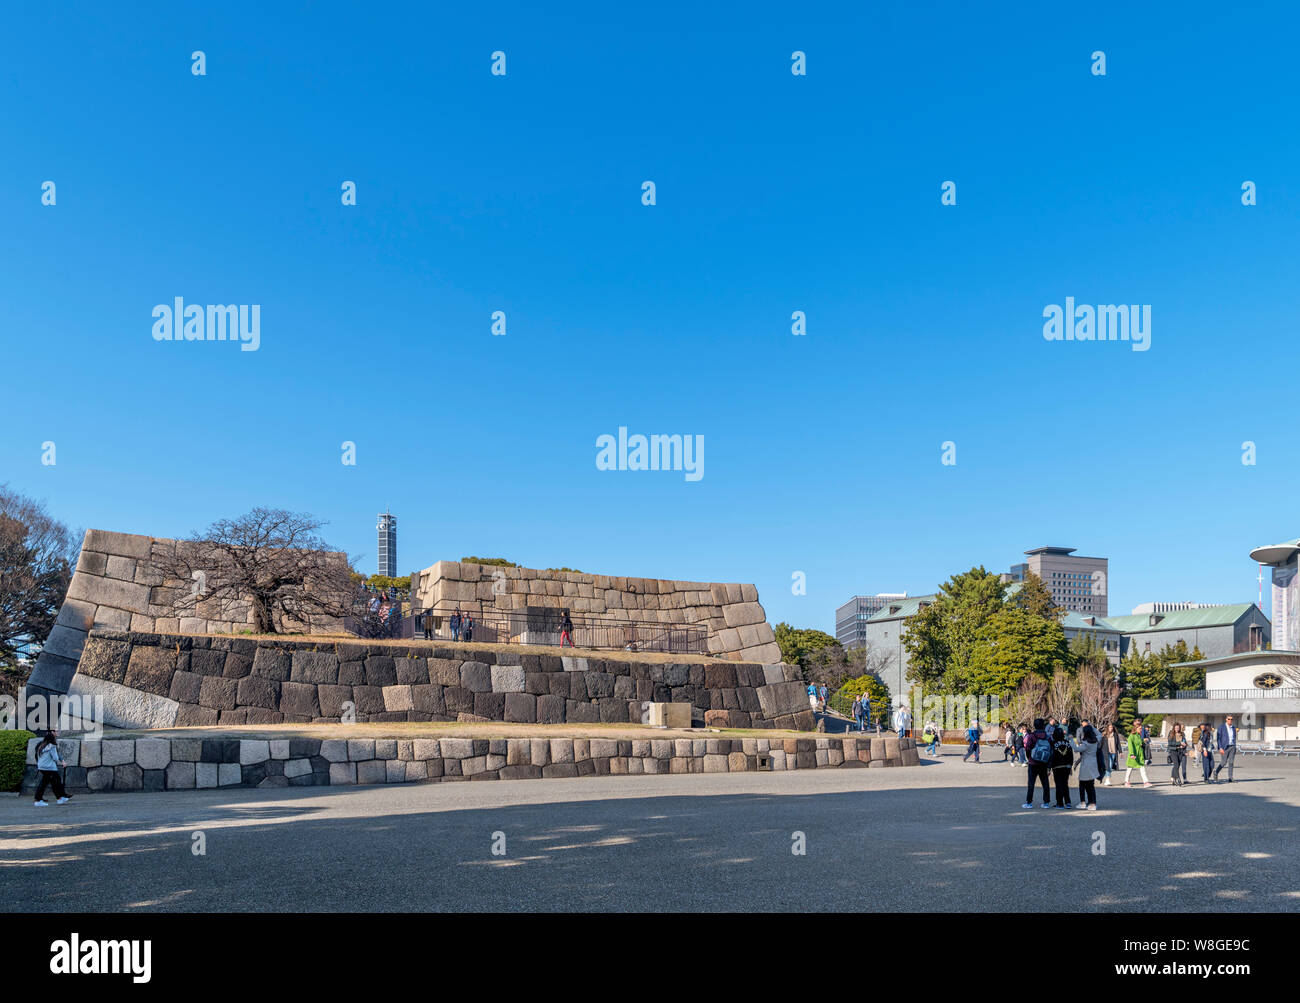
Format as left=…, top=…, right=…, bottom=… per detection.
left=1008, top=571, right=1061, bottom=621
left=901, top=567, right=1007, bottom=692
left=1117, top=644, right=1167, bottom=725
left=966, top=606, right=1068, bottom=697
left=834, top=673, right=892, bottom=728
left=774, top=623, right=839, bottom=667
left=1152, top=640, right=1206, bottom=695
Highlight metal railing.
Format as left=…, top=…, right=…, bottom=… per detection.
left=347, top=604, right=709, bottom=655
left=1174, top=687, right=1300, bottom=700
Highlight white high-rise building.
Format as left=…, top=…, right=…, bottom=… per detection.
left=1250, top=538, right=1300, bottom=651
left=377, top=511, right=397, bottom=577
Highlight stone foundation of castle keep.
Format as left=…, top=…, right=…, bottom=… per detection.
left=411, top=562, right=782, bottom=663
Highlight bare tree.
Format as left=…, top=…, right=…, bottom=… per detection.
left=0, top=486, right=78, bottom=693
left=153, top=508, right=358, bottom=634
left=1046, top=668, right=1080, bottom=723
left=1079, top=660, right=1121, bottom=730
left=1001, top=673, right=1048, bottom=727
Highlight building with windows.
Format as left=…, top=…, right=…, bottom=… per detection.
left=1139, top=650, right=1300, bottom=743
left=377, top=511, right=397, bottom=577
left=1060, top=611, right=1123, bottom=666
left=1106, top=603, right=1270, bottom=661
left=835, top=593, right=908, bottom=649
left=1011, top=546, right=1108, bottom=616
left=857, top=594, right=936, bottom=699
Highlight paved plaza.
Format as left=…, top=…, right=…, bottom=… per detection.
left=3, top=751, right=1298, bottom=912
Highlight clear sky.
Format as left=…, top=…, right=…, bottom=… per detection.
left=3, top=2, right=1297, bottom=632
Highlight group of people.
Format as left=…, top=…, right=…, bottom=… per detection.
left=1163, top=716, right=1240, bottom=786
left=850, top=693, right=880, bottom=732
left=807, top=682, right=829, bottom=713
left=448, top=608, right=474, bottom=642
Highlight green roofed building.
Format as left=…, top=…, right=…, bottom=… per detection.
left=1105, top=603, right=1270, bottom=661
left=858, top=594, right=938, bottom=698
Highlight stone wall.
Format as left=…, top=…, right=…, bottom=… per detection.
left=66, top=630, right=815, bottom=731
left=22, top=732, right=920, bottom=793
left=411, top=561, right=781, bottom=663
left=28, top=529, right=345, bottom=698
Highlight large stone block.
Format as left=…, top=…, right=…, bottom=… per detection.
left=291, top=650, right=339, bottom=684
left=357, top=760, right=387, bottom=784
left=100, top=739, right=135, bottom=766
left=123, top=644, right=178, bottom=696
left=76, top=637, right=131, bottom=683
left=503, top=692, right=536, bottom=723
left=136, top=738, right=171, bottom=770
left=383, top=685, right=414, bottom=711
left=198, top=675, right=238, bottom=711
left=165, top=761, right=196, bottom=788
left=460, top=661, right=492, bottom=692
left=239, top=740, right=271, bottom=765
left=490, top=664, right=525, bottom=693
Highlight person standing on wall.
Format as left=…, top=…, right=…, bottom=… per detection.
left=450, top=607, right=462, bottom=642
left=462, top=612, right=474, bottom=643
left=1214, top=714, right=1239, bottom=783
left=560, top=609, right=575, bottom=648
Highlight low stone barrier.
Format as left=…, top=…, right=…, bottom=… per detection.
left=65, top=630, right=815, bottom=731
left=21, top=734, right=919, bottom=793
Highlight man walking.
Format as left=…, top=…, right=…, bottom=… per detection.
left=962, top=719, right=982, bottom=762
left=1215, top=714, right=1239, bottom=783
left=893, top=702, right=911, bottom=739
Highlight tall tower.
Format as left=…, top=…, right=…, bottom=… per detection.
left=377, top=511, right=397, bottom=578
left=1249, top=538, right=1300, bottom=651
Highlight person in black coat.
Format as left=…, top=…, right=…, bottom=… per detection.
left=1050, top=725, right=1075, bottom=808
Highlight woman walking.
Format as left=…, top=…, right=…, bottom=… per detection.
left=1124, top=718, right=1152, bottom=787
left=1168, top=723, right=1190, bottom=786
left=1196, top=722, right=1215, bottom=783
left=1102, top=723, right=1122, bottom=785
left=1073, top=724, right=1101, bottom=810
left=33, top=730, right=72, bottom=807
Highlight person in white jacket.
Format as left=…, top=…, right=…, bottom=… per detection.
left=33, top=730, right=72, bottom=806
left=893, top=704, right=911, bottom=738
left=1072, top=724, right=1102, bottom=810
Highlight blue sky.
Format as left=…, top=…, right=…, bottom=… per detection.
left=3, top=2, right=1298, bottom=632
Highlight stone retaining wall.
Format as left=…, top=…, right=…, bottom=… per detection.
left=412, top=562, right=781, bottom=663
left=28, top=529, right=345, bottom=698
left=21, top=733, right=920, bottom=793
left=66, top=630, right=815, bottom=731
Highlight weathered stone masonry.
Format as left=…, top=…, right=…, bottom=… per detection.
left=68, top=630, right=815, bottom=731
left=22, top=733, right=921, bottom=794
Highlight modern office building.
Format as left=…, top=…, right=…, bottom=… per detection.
left=377, top=511, right=397, bottom=577
left=1014, top=546, right=1108, bottom=616
left=1249, top=537, right=1300, bottom=652
left=835, top=593, right=908, bottom=649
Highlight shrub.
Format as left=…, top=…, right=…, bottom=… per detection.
left=0, top=730, right=35, bottom=792
left=832, top=674, right=892, bottom=726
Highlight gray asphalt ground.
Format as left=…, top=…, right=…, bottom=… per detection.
left=3, top=749, right=1298, bottom=912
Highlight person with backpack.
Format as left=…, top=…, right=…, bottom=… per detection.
left=962, top=720, right=982, bottom=762
left=1050, top=724, right=1075, bottom=807
left=924, top=719, right=941, bottom=756
left=450, top=608, right=462, bottom=642
left=559, top=609, right=575, bottom=647
left=462, top=613, right=474, bottom=642
left=32, top=730, right=72, bottom=807
left=1021, top=718, right=1053, bottom=808
left=1072, top=724, right=1101, bottom=810
left=1124, top=718, right=1152, bottom=787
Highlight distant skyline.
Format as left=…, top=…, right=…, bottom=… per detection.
left=3, top=2, right=1295, bottom=637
